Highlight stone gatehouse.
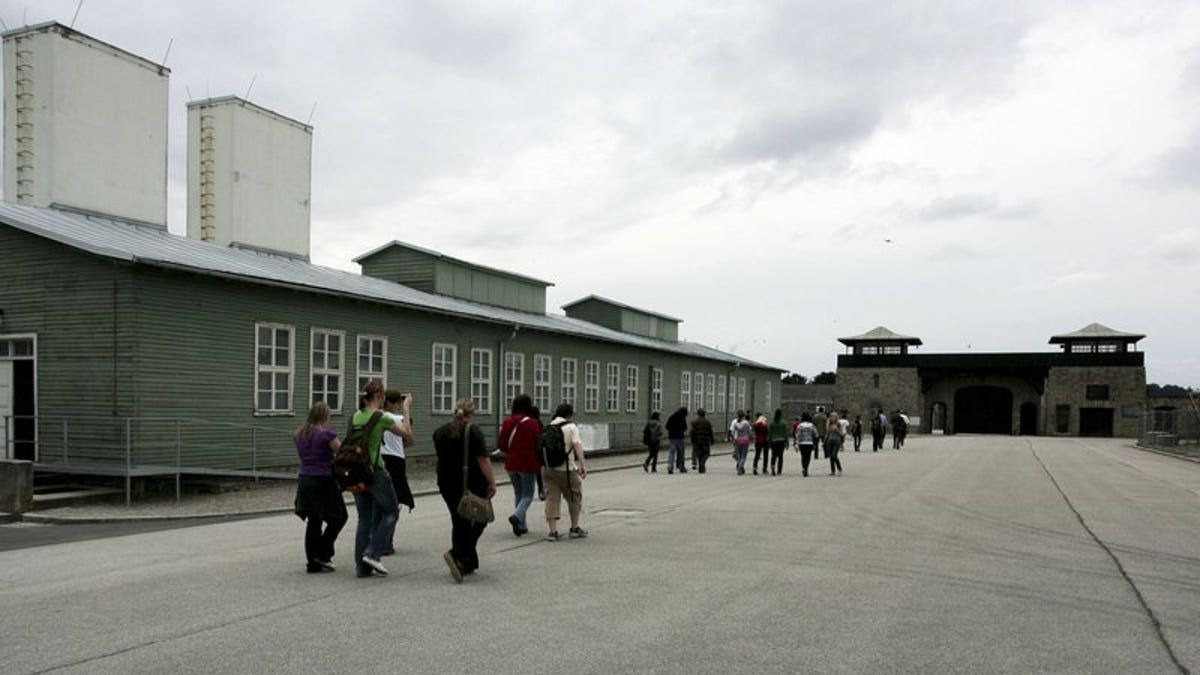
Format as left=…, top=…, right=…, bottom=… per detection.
left=832, top=324, right=1146, bottom=438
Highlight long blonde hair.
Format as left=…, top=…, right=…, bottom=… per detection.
left=297, top=401, right=331, bottom=439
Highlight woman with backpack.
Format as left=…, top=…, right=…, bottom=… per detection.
left=349, top=382, right=406, bottom=578
left=767, top=409, right=789, bottom=476
left=434, top=399, right=496, bottom=583
left=729, top=410, right=752, bottom=475
left=498, top=394, right=539, bottom=537
left=642, top=411, right=664, bottom=472
left=793, top=412, right=819, bottom=477
left=293, top=401, right=347, bottom=573
left=825, top=411, right=845, bottom=476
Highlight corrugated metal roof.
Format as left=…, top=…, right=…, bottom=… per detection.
left=352, top=239, right=554, bottom=287
left=561, top=294, right=683, bottom=323
left=0, top=201, right=780, bottom=370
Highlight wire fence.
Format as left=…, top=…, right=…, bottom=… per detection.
left=1139, top=406, right=1200, bottom=447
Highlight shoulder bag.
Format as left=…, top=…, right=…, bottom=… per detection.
left=456, top=423, right=495, bottom=525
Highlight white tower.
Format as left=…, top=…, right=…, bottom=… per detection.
left=186, top=96, right=313, bottom=259
left=2, top=22, right=169, bottom=225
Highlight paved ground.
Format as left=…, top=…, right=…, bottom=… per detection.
left=1, top=436, right=1197, bottom=675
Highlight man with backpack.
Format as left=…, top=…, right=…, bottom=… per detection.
left=664, top=407, right=689, bottom=474
left=642, top=411, right=664, bottom=473
left=540, top=403, right=588, bottom=541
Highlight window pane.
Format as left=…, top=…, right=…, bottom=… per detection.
left=258, top=326, right=271, bottom=345
left=258, top=392, right=272, bottom=410
left=314, top=333, right=325, bottom=351
left=275, top=347, right=288, bottom=365
left=258, top=347, right=272, bottom=366
left=276, top=328, right=289, bottom=346
left=0, top=341, right=8, bottom=357
left=360, top=354, right=370, bottom=371
left=313, top=374, right=324, bottom=392
left=276, top=372, right=290, bottom=390
left=314, top=351, right=326, bottom=370
left=328, top=393, right=339, bottom=410
left=258, top=372, right=272, bottom=390
left=13, top=339, right=31, bottom=356
left=275, top=392, right=289, bottom=410
left=372, top=355, right=383, bottom=372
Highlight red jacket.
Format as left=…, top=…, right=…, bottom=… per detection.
left=499, top=413, right=540, bottom=473
left=753, top=419, right=769, bottom=444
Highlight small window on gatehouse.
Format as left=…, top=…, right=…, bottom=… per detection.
left=1085, top=385, right=1109, bottom=401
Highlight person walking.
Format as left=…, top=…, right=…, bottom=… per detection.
left=825, top=411, right=845, bottom=476
left=729, top=410, right=752, bottom=475
left=350, top=382, right=406, bottom=578
left=870, top=410, right=884, bottom=451
left=767, top=409, right=789, bottom=476
left=793, top=412, right=819, bottom=477
left=293, top=401, right=347, bottom=573
left=642, top=411, right=665, bottom=472
left=813, top=408, right=828, bottom=460
left=894, top=410, right=909, bottom=449
left=689, top=408, right=715, bottom=473
left=498, top=394, right=539, bottom=537
left=530, top=406, right=546, bottom=500
left=543, top=403, right=588, bottom=541
left=379, top=390, right=416, bottom=556
left=752, top=412, right=770, bottom=476
left=851, top=415, right=863, bottom=452
left=434, top=399, right=496, bottom=582
left=665, top=407, right=689, bottom=474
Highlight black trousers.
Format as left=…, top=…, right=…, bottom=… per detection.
left=645, top=443, right=660, bottom=470
left=694, top=442, right=711, bottom=473
left=304, top=511, right=347, bottom=565
left=871, top=430, right=883, bottom=451
left=769, top=441, right=786, bottom=474
left=753, top=442, right=769, bottom=472
left=798, top=445, right=814, bottom=474
left=440, top=491, right=488, bottom=573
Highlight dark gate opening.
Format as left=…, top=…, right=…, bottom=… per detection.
left=13, top=359, right=36, bottom=461
left=1019, top=402, right=1038, bottom=436
left=1079, top=408, right=1114, bottom=437
left=954, top=385, right=1013, bottom=434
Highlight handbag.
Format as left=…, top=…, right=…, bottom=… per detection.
left=455, top=423, right=495, bottom=525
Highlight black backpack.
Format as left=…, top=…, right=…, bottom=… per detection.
left=538, top=423, right=569, bottom=468
left=642, top=423, right=653, bottom=446
left=333, top=410, right=383, bottom=491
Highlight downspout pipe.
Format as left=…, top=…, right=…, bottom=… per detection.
left=497, top=324, right=520, bottom=416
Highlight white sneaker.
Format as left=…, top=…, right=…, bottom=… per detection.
left=362, top=556, right=389, bottom=575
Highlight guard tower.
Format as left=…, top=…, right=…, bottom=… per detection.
left=837, top=326, right=923, bottom=356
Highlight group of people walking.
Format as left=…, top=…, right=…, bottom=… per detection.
left=292, top=388, right=590, bottom=584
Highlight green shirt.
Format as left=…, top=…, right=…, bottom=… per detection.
left=768, top=420, right=790, bottom=442
left=351, top=409, right=395, bottom=468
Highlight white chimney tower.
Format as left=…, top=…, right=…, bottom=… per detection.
left=186, top=96, right=313, bottom=259
left=2, top=22, right=169, bottom=225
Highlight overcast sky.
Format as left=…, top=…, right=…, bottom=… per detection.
left=8, top=1, right=1200, bottom=386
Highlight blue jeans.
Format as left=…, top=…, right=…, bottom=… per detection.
left=667, top=438, right=686, bottom=471
left=508, top=470, right=537, bottom=529
left=353, top=467, right=399, bottom=575
left=734, top=443, right=750, bottom=473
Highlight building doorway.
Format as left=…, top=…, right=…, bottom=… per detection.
left=1019, top=402, right=1038, bottom=436
left=930, top=402, right=947, bottom=434
left=1079, top=408, right=1114, bottom=437
left=0, top=335, right=37, bottom=461
left=954, top=385, right=1013, bottom=434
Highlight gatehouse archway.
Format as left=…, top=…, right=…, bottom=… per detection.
left=1019, top=402, right=1038, bottom=435
left=954, top=385, right=1013, bottom=434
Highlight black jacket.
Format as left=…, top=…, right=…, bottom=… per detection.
left=665, top=411, right=688, bottom=439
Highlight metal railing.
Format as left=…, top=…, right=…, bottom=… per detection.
left=2, top=414, right=299, bottom=505
left=1138, top=408, right=1200, bottom=448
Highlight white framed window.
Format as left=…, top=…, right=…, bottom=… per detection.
left=255, top=322, right=294, bottom=414
left=533, top=354, right=552, bottom=411
left=692, top=372, right=704, bottom=411
left=738, top=378, right=747, bottom=412
left=651, top=367, right=663, bottom=414
left=470, top=348, right=493, bottom=414
left=432, top=343, right=457, bottom=414
left=626, top=365, right=639, bottom=413
left=717, top=375, right=727, bottom=413
left=585, top=360, right=600, bottom=413
left=700, top=369, right=710, bottom=413
left=357, top=335, right=387, bottom=391
left=607, top=363, right=620, bottom=413
left=765, top=380, right=772, bottom=411
left=310, top=329, right=344, bottom=413
left=681, top=371, right=691, bottom=408
left=504, top=352, right=524, bottom=411
left=561, top=358, right=578, bottom=407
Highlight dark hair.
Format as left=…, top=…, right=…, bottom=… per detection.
left=801, top=412, right=812, bottom=422
left=650, top=411, right=660, bottom=420
left=696, top=408, right=706, bottom=417
left=678, top=406, right=688, bottom=416
left=384, top=389, right=404, bottom=406
left=531, top=406, right=541, bottom=420
left=511, top=394, right=533, bottom=415
left=774, top=409, right=783, bottom=422
left=362, top=381, right=384, bottom=405
left=554, top=402, right=574, bottom=419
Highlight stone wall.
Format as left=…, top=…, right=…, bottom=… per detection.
left=1044, top=365, right=1146, bottom=438
left=833, top=367, right=922, bottom=429
left=923, top=374, right=1043, bottom=435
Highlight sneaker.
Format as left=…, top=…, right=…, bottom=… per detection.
left=569, top=527, right=589, bottom=539
left=361, top=555, right=389, bottom=576
left=316, top=559, right=336, bottom=571
left=545, top=531, right=561, bottom=542
left=508, top=514, right=522, bottom=537
left=443, top=551, right=463, bottom=584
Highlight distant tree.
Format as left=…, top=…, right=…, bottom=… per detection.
left=812, top=371, right=837, bottom=385
left=781, top=373, right=808, bottom=385
left=1147, top=383, right=1194, bottom=397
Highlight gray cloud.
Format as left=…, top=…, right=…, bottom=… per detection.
left=1151, top=133, right=1200, bottom=191
left=919, top=194, right=999, bottom=221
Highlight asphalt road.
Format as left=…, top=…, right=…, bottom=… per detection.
left=0, top=436, right=1196, bottom=675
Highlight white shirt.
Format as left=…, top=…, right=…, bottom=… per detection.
left=549, top=417, right=584, bottom=471
left=839, top=418, right=850, bottom=435
left=381, top=413, right=406, bottom=459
